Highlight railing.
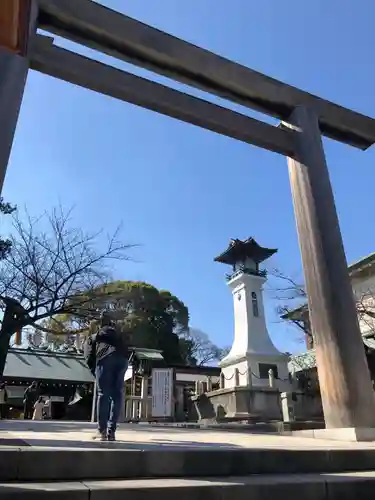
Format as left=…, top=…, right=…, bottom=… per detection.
left=125, top=395, right=152, bottom=421
left=226, top=266, right=267, bottom=281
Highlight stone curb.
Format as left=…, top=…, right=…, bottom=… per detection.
left=2, top=447, right=375, bottom=481
left=136, top=420, right=324, bottom=432
left=1, top=472, right=375, bottom=500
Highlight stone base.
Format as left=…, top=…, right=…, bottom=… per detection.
left=191, top=386, right=282, bottom=423
left=220, top=353, right=291, bottom=392
left=291, top=427, right=375, bottom=442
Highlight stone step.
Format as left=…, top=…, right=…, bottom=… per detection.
left=3, top=447, right=375, bottom=482
left=1, top=472, right=375, bottom=499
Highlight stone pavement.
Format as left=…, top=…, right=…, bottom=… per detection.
left=2, top=421, right=375, bottom=498
left=2, top=420, right=375, bottom=450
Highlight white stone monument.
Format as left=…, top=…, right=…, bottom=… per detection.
left=215, top=238, right=290, bottom=391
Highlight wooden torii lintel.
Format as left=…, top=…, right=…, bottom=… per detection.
left=0, top=0, right=33, bottom=55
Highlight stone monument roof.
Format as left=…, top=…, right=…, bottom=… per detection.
left=214, top=237, right=277, bottom=265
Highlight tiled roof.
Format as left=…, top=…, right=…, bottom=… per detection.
left=4, top=349, right=94, bottom=383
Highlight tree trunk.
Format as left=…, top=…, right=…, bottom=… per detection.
left=0, top=305, right=19, bottom=377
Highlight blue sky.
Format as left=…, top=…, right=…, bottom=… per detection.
left=3, top=0, right=375, bottom=354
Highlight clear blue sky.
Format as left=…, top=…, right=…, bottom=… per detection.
left=4, top=0, right=375, bottom=354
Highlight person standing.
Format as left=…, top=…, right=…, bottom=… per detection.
left=23, top=381, right=38, bottom=419
left=43, top=396, right=52, bottom=420
left=32, top=396, right=44, bottom=420
left=0, top=382, right=8, bottom=419
left=85, top=312, right=128, bottom=441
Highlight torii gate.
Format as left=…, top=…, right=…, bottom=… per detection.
left=2, top=0, right=375, bottom=436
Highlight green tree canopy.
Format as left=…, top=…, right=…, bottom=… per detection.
left=31, top=283, right=228, bottom=366
left=67, top=280, right=190, bottom=365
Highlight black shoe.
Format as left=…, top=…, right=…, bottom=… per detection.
left=92, top=430, right=107, bottom=441
left=107, top=429, right=116, bottom=441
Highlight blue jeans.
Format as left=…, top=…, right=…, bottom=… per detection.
left=96, top=352, right=128, bottom=433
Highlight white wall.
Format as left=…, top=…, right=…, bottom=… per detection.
left=226, top=273, right=280, bottom=357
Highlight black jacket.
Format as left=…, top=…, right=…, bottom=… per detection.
left=84, top=326, right=128, bottom=374
left=24, top=385, right=38, bottom=404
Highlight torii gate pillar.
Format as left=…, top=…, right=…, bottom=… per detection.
left=0, top=0, right=36, bottom=192
left=286, top=106, right=375, bottom=435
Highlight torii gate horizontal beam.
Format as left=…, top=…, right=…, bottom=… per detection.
left=30, top=36, right=296, bottom=158
left=37, top=0, right=375, bottom=150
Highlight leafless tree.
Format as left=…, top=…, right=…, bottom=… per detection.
left=267, top=268, right=309, bottom=341
left=180, top=328, right=229, bottom=366
left=0, top=206, right=133, bottom=375
left=269, top=268, right=375, bottom=349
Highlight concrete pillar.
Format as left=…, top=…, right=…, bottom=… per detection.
left=268, top=368, right=275, bottom=389
left=246, top=368, right=253, bottom=388
left=286, top=106, right=375, bottom=429
left=281, top=392, right=295, bottom=423
left=207, top=376, right=213, bottom=392
left=234, top=368, right=240, bottom=387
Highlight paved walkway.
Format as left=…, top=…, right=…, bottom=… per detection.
left=1, top=420, right=375, bottom=450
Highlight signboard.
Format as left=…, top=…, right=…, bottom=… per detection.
left=6, top=386, right=25, bottom=399
left=151, top=368, right=174, bottom=418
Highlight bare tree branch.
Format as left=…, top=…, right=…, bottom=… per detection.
left=180, top=328, right=228, bottom=366
left=0, top=206, right=135, bottom=373
left=270, top=267, right=375, bottom=350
